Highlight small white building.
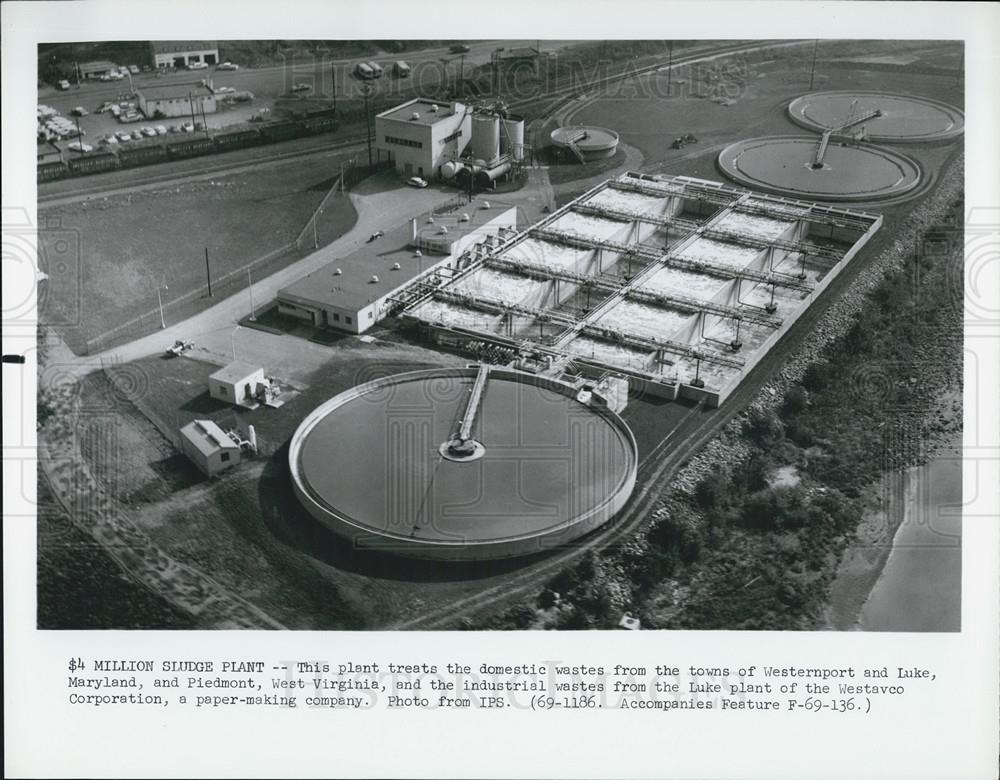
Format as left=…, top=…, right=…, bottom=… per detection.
left=209, top=361, right=265, bottom=407
left=179, top=419, right=241, bottom=477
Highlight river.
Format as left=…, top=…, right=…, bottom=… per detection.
left=859, top=447, right=962, bottom=632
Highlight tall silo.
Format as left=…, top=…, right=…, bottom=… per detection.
left=470, top=113, right=500, bottom=165
left=500, top=114, right=525, bottom=161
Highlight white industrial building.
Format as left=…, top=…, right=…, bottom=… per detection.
left=277, top=199, right=517, bottom=334
left=375, top=98, right=525, bottom=186
left=209, top=362, right=265, bottom=408
left=150, top=41, right=220, bottom=68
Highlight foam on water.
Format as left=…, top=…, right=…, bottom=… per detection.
left=551, top=211, right=630, bottom=242
left=501, top=238, right=591, bottom=273
left=597, top=299, right=690, bottom=341
left=713, top=211, right=795, bottom=240
left=642, top=265, right=725, bottom=300
left=566, top=336, right=652, bottom=371
left=677, top=237, right=760, bottom=270
left=455, top=267, right=545, bottom=306
left=585, top=188, right=669, bottom=217
left=411, top=300, right=502, bottom=331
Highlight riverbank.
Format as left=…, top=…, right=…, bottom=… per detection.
left=824, top=388, right=963, bottom=630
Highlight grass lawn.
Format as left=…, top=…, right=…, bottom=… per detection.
left=38, top=154, right=358, bottom=354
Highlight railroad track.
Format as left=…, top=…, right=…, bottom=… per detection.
left=40, top=39, right=806, bottom=206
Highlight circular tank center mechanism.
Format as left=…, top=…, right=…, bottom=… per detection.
left=288, top=367, right=638, bottom=561
left=718, top=135, right=922, bottom=202
left=719, top=92, right=963, bottom=202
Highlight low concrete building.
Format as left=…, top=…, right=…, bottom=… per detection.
left=179, top=419, right=240, bottom=477
left=137, top=84, right=216, bottom=119
left=209, top=361, right=265, bottom=407
left=151, top=41, right=220, bottom=69
left=375, top=98, right=471, bottom=179
left=78, top=60, right=117, bottom=79
left=277, top=199, right=517, bottom=334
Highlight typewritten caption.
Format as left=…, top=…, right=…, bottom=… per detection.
left=62, top=657, right=939, bottom=714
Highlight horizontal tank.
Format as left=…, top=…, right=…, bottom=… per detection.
left=474, top=161, right=511, bottom=189
left=288, top=367, right=638, bottom=560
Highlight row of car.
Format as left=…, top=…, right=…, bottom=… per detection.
left=98, top=122, right=198, bottom=145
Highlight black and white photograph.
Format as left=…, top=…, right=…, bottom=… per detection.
left=4, top=2, right=998, bottom=778
left=31, top=34, right=967, bottom=632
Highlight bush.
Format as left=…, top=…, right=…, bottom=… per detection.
left=782, top=385, right=809, bottom=417
left=695, top=472, right=727, bottom=509
left=744, top=409, right=784, bottom=447
left=801, top=361, right=832, bottom=392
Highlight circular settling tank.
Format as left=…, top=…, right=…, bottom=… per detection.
left=550, top=125, right=620, bottom=161
left=787, top=91, right=965, bottom=143
left=718, top=135, right=922, bottom=202
left=289, top=367, right=638, bottom=560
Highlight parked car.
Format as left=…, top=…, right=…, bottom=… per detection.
left=66, top=141, right=93, bottom=153
left=96, top=101, right=114, bottom=113
left=449, top=44, right=471, bottom=54
left=188, top=61, right=208, bottom=70
left=100, top=135, right=119, bottom=145
left=367, top=230, right=384, bottom=243
left=70, top=106, right=88, bottom=117
left=406, top=176, right=429, bottom=188
left=168, top=124, right=181, bottom=133
left=181, top=122, right=194, bottom=133
left=214, top=85, right=235, bottom=94
left=128, top=65, right=140, bottom=74
left=57, top=79, right=71, bottom=90
left=130, top=131, right=143, bottom=141
left=155, top=124, right=167, bottom=135
left=216, top=61, right=239, bottom=71
left=291, top=83, right=311, bottom=92
left=116, top=130, right=132, bottom=142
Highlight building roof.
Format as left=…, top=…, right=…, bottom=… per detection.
left=210, top=361, right=262, bottom=384
left=151, top=41, right=219, bottom=54
left=139, top=83, right=214, bottom=101
left=376, top=98, right=466, bottom=127
left=180, top=419, right=239, bottom=456
left=78, top=60, right=116, bottom=72
left=279, top=221, right=430, bottom=310
left=414, top=199, right=516, bottom=253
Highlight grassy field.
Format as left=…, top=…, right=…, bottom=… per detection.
left=38, top=154, right=358, bottom=354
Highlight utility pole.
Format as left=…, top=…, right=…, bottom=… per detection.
left=362, top=85, right=373, bottom=169
left=188, top=92, right=196, bottom=131
left=809, top=39, right=819, bottom=91
left=458, top=54, right=465, bottom=97
left=205, top=248, right=213, bottom=297
left=666, top=41, right=674, bottom=97
left=74, top=115, right=84, bottom=155
left=247, top=268, right=257, bottom=321
left=157, top=285, right=169, bottom=329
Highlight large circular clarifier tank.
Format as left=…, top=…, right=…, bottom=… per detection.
left=289, top=367, right=638, bottom=561
left=550, top=125, right=619, bottom=161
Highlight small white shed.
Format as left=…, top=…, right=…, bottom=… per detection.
left=179, top=419, right=241, bottom=478
left=209, top=361, right=265, bottom=407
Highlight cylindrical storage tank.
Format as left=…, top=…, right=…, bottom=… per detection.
left=288, top=367, right=638, bottom=561
left=500, top=115, right=525, bottom=161
left=471, top=113, right=500, bottom=165
left=441, top=160, right=459, bottom=179
left=474, top=161, right=512, bottom=189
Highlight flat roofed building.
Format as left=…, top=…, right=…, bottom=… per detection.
left=375, top=98, right=471, bottom=179
left=137, top=84, right=216, bottom=119
left=78, top=60, right=117, bottom=79
left=209, top=361, right=265, bottom=407
left=179, top=419, right=240, bottom=477
left=277, top=200, right=516, bottom=334
left=151, top=41, right=220, bottom=68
